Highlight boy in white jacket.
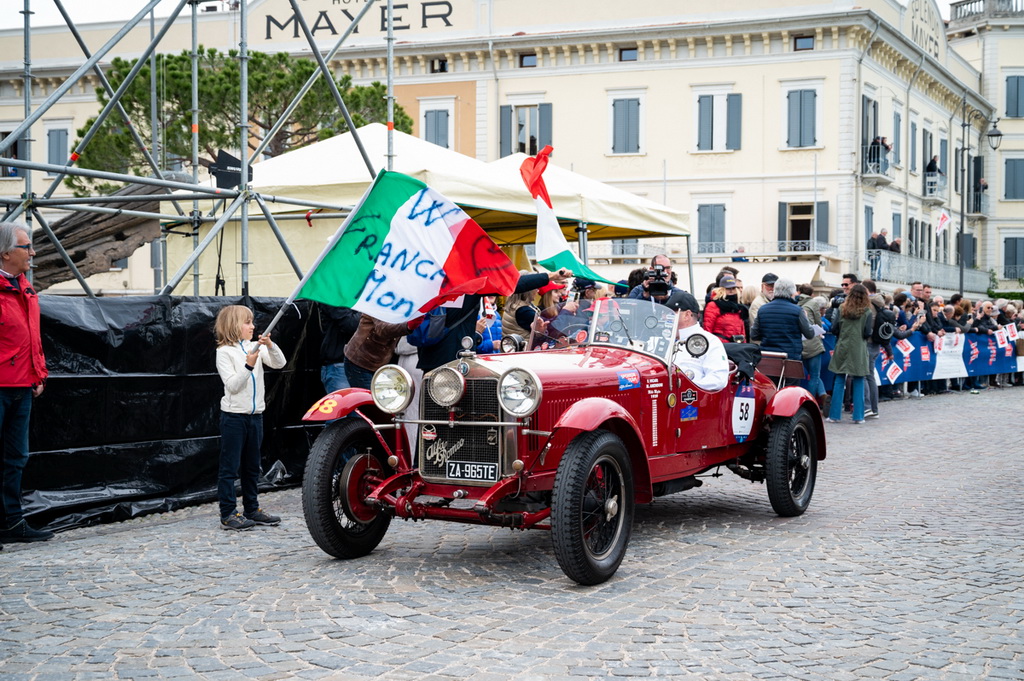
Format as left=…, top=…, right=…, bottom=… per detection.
left=214, top=305, right=286, bottom=530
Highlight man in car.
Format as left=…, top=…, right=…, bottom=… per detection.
left=669, top=291, right=730, bottom=392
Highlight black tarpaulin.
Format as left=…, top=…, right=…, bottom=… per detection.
left=24, top=296, right=326, bottom=532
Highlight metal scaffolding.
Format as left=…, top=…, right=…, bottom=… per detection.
left=0, top=0, right=382, bottom=297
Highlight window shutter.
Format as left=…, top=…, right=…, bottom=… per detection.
left=712, top=205, right=725, bottom=247
left=697, top=205, right=711, bottom=252
left=892, top=212, right=901, bottom=239
left=612, top=99, right=626, bottom=153
left=801, top=90, right=816, bottom=146
left=1008, top=76, right=1021, bottom=118
left=910, top=122, right=917, bottom=172
left=1009, top=159, right=1024, bottom=200
left=627, top=98, right=640, bottom=153
left=47, top=129, right=68, bottom=167
left=778, top=202, right=788, bottom=244
left=726, top=93, right=742, bottom=150
left=499, top=105, right=512, bottom=158
left=861, top=95, right=871, bottom=145
left=787, top=91, right=800, bottom=147
left=816, top=201, right=829, bottom=244
left=437, top=110, right=449, bottom=149
left=864, top=206, right=874, bottom=246
left=892, top=112, right=901, bottom=165
left=697, top=95, right=713, bottom=151
left=940, top=138, right=948, bottom=174
left=538, top=103, right=552, bottom=150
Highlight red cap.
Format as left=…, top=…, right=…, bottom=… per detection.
left=538, top=280, right=565, bottom=294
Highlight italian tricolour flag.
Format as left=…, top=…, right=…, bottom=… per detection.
left=521, top=146, right=616, bottom=285
left=295, top=170, right=519, bottom=324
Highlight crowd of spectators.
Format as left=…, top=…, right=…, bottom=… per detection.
left=318, top=255, right=1023, bottom=428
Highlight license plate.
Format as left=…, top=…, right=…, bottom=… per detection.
left=446, top=461, right=498, bottom=481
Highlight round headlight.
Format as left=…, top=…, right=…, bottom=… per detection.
left=500, top=334, right=525, bottom=354
left=498, top=367, right=542, bottom=418
left=428, top=366, right=465, bottom=407
left=371, top=365, right=414, bottom=414
left=685, top=333, right=709, bottom=358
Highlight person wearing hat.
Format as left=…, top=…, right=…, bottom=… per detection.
left=667, top=291, right=729, bottom=391
left=747, top=272, right=778, bottom=322
left=702, top=274, right=748, bottom=343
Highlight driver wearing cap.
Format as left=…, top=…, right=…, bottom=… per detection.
left=667, top=291, right=730, bottom=392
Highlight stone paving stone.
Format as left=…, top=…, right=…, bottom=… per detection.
left=2, top=389, right=1023, bottom=680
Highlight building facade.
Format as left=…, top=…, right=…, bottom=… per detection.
left=0, top=0, right=1021, bottom=296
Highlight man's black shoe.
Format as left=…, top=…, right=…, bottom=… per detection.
left=245, top=509, right=281, bottom=526
left=0, top=519, right=54, bottom=542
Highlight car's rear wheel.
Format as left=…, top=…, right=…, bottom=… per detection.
left=765, top=408, right=818, bottom=516
left=302, top=418, right=392, bottom=559
left=551, top=430, right=634, bottom=585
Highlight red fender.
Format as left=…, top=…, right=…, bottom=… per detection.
left=765, top=386, right=827, bottom=460
left=302, top=388, right=377, bottom=422
left=546, top=397, right=653, bottom=502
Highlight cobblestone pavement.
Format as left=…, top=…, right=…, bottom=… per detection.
left=2, top=388, right=1023, bottom=680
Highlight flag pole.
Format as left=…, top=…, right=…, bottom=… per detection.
left=262, top=170, right=385, bottom=336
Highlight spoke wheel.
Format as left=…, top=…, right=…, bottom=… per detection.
left=552, top=430, right=634, bottom=585
left=302, top=418, right=392, bottom=559
left=765, top=409, right=818, bottom=517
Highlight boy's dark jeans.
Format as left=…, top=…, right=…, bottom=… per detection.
left=218, top=411, right=263, bottom=520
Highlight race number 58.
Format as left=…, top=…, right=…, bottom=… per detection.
left=731, top=384, right=756, bottom=443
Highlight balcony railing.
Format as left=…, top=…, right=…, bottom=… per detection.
left=860, top=248, right=989, bottom=293
left=861, top=144, right=894, bottom=183
left=1003, top=264, right=1024, bottom=280
left=951, top=0, right=1024, bottom=25
left=924, top=172, right=947, bottom=200
left=967, top=192, right=990, bottom=216
left=696, top=240, right=837, bottom=256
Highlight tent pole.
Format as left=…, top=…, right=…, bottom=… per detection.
left=20, top=0, right=33, bottom=244
left=288, top=0, right=376, bottom=179
left=685, top=234, right=695, bottom=294
left=576, top=222, right=589, bottom=264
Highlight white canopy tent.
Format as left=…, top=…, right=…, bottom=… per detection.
left=251, top=124, right=689, bottom=245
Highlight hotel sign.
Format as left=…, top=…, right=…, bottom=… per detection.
left=908, top=0, right=945, bottom=60
left=264, top=0, right=457, bottom=40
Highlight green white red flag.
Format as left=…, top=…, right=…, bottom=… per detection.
left=520, top=146, right=616, bottom=285
left=294, top=170, right=519, bottom=324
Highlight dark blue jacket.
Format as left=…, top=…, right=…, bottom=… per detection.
left=751, top=296, right=813, bottom=360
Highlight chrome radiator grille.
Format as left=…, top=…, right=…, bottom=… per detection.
left=418, top=375, right=502, bottom=483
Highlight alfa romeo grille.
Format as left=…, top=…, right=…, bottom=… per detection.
left=419, top=375, right=502, bottom=483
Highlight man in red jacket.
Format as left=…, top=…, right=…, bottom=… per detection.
left=0, top=221, right=52, bottom=544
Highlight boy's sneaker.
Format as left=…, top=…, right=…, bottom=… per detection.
left=0, top=519, right=54, bottom=542
left=221, top=513, right=256, bottom=531
left=245, top=509, right=281, bottom=526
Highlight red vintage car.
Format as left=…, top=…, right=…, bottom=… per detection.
left=300, top=297, right=826, bottom=585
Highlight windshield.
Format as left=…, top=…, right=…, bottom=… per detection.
left=528, top=297, right=681, bottom=361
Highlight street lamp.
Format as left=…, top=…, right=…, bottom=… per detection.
left=958, top=105, right=1002, bottom=296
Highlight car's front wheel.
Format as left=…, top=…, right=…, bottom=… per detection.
left=765, top=408, right=818, bottom=516
left=551, top=430, right=634, bottom=585
left=302, top=418, right=392, bottom=559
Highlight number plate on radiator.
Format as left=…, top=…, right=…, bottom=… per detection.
left=446, top=461, right=498, bottom=482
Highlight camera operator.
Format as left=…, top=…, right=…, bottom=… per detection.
left=627, top=254, right=683, bottom=301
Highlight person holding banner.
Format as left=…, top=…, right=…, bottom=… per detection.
left=826, top=284, right=873, bottom=424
